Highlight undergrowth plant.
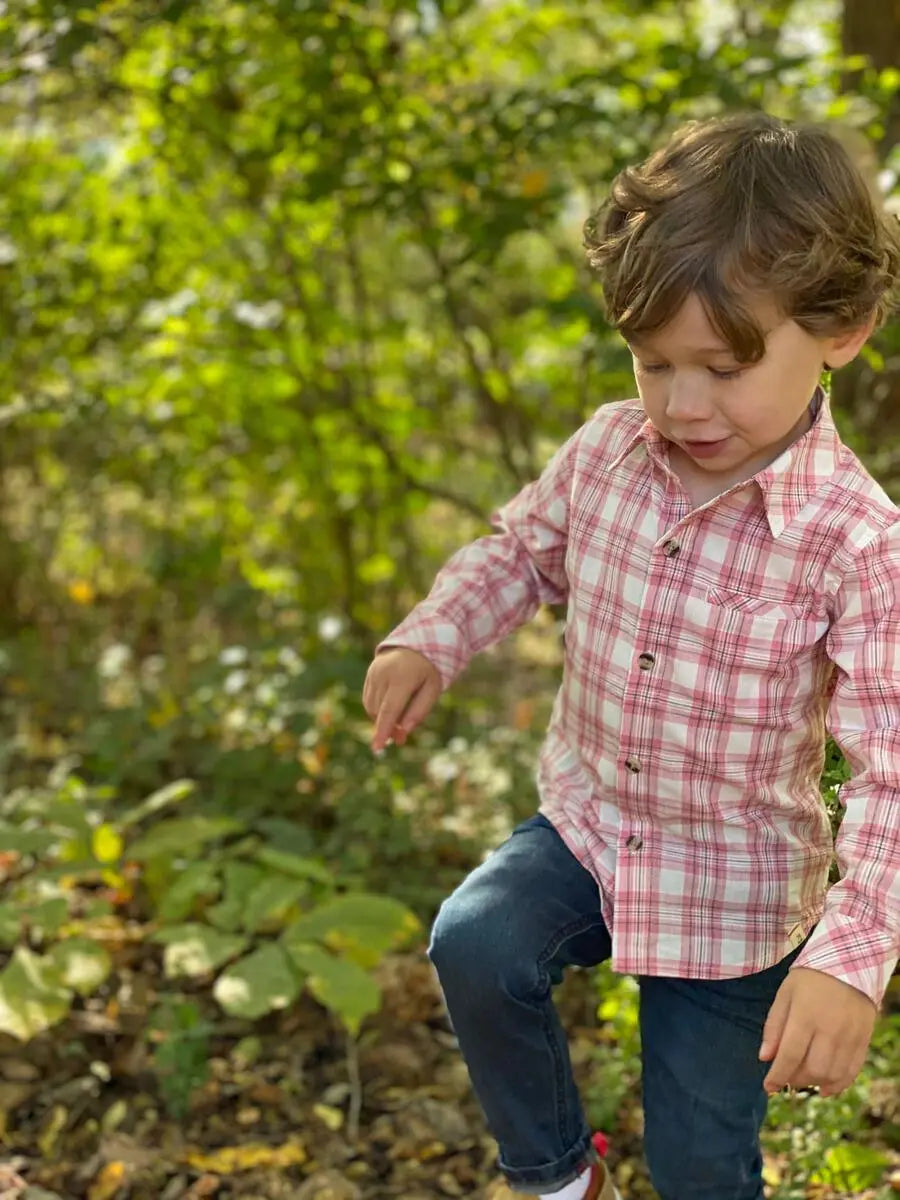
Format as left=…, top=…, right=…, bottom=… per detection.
left=0, top=768, right=421, bottom=1043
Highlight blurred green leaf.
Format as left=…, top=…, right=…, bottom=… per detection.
left=811, top=1141, right=890, bottom=1189
left=119, top=779, right=197, bottom=829
left=283, top=892, right=420, bottom=961
left=213, top=944, right=300, bottom=1019
left=128, top=817, right=244, bottom=863
left=45, top=938, right=112, bottom=996
left=155, top=861, right=221, bottom=923
left=0, top=948, right=72, bottom=1040
left=285, top=941, right=380, bottom=1034
left=153, top=924, right=248, bottom=979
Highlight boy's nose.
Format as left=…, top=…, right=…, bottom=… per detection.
left=665, top=376, right=711, bottom=421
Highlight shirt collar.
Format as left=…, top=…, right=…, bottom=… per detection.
left=754, top=388, right=842, bottom=537
left=608, top=388, right=842, bottom=538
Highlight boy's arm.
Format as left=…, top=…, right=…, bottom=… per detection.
left=790, top=522, right=900, bottom=1008
left=375, top=427, right=580, bottom=688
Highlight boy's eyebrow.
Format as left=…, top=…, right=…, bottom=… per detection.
left=625, top=336, right=736, bottom=356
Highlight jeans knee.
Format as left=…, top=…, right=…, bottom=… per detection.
left=428, top=893, right=485, bottom=985
left=428, top=888, right=537, bottom=1005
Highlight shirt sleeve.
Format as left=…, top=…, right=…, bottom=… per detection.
left=375, top=426, right=581, bottom=689
left=792, top=522, right=900, bottom=1007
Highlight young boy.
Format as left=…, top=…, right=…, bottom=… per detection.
left=363, top=113, right=900, bottom=1200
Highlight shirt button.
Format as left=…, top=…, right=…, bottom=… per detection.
left=625, top=834, right=644, bottom=851
left=638, top=652, right=655, bottom=670
left=624, top=757, right=641, bottom=774
left=663, top=539, right=681, bottom=557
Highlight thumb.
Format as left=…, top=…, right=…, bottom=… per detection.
left=759, top=981, right=792, bottom=1062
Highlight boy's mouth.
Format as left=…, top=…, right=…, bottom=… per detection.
left=683, top=436, right=731, bottom=458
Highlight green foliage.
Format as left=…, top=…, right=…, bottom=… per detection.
left=0, top=763, right=421, bottom=1042
left=0, top=0, right=895, bottom=1181
left=812, top=1142, right=890, bottom=1191
left=761, top=1013, right=900, bottom=1197
left=583, top=964, right=642, bottom=1134
left=0, top=947, right=76, bottom=1041
left=0, top=0, right=894, bottom=640
left=146, top=996, right=213, bottom=1120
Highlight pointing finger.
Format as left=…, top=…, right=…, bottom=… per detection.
left=393, top=678, right=441, bottom=744
left=372, top=684, right=415, bottom=752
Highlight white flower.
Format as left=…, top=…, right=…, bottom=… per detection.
left=427, top=753, right=459, bottom=784
left=277, top=646, right=305, bottom=673
left=233, top=300, right=283, bottom=330
left=224, top=670, right=249, bottom=695
left=142, top=288, right=197, bottom=327
left=220, top=646, right=248, bottom=666
left=98, top=643, right=131, bottom=679
left=318, top=616, right=343, bottom=642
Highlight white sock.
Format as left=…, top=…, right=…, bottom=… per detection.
left=534, top=1168, right=591, bottom=1200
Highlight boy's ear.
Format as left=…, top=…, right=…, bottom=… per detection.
left=824, top=312, right=876, bottom=370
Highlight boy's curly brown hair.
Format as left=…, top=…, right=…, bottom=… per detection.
left=583, top=112, right=900, bottom=362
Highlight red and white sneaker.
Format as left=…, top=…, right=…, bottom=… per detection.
left=589, top=1132, right=622, bottom=1200
left=484, top=1133, right=621, bottom=1199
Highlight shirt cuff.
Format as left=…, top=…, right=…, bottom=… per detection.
left=376, top=613, right=471, bottom=690
left=791, top=909, right=897, bottom=1008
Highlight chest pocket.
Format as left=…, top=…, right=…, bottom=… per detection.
left=676, top=588, right=829, bottom=721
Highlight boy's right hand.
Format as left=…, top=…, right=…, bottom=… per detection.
left=362, top=647, right=442, bottom=753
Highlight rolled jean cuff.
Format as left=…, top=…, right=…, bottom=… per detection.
left=499, top=1130, right=596, bottom=1192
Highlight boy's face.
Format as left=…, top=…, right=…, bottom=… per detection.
left=627, top=293, right=862, bottom=484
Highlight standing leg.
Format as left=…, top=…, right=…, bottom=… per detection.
left=429, top=814, right=612, bottom=1193
left=639, top=946, right=806, bottom=1200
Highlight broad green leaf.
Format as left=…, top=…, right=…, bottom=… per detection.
left=0, top=948, right=72, bottom=1040
left=253, top=847, right=333, bottom=884
left=119, top=779, right=197, bottom=829
left=286, top=942, right=380, bottom=1034
left=283, top=893, right=420, bottom=962
left=241, top=876, right=308, bottom=933
left=45, top=939, right=112, bottom=996
left=91, top=823, right=123, bottom=864
left=156, top=861, right=221, bottom=923
left=0, top=903, right=21, bottom=947
left=153, top=924, right=248, bottom=979
left=206, top=862, right=267, bottom=932
left=39, top=799, right=93, bottom=839
left=29, top=898, right=69, bottom=938
left=128, top=816, right=243, bottom=863
left=213, top=944, right=300, bottom=1019
left=57, top=836, right=93, bottom=864
left=0, top=824, right=55, bottom=856
left=811, top=1142, right=889, bottom=1189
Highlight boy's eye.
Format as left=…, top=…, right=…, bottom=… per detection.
left=709, top=367, right=744, bottom=380
left=634, top=360, right=744, bottom=380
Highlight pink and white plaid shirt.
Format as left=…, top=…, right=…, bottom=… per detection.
left=382, top=396, right=900, bottom=1006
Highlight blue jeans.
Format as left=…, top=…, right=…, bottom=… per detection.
left=429, top=814, right=805, bottom=1199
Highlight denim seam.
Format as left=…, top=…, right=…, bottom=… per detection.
left=532, top=913, right=608, bottom=1156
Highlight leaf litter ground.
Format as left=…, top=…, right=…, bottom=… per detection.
left=0, top=947, right=895, bottom=1199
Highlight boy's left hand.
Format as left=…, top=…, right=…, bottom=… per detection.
left=759, top=967, right=877, bottom=1097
